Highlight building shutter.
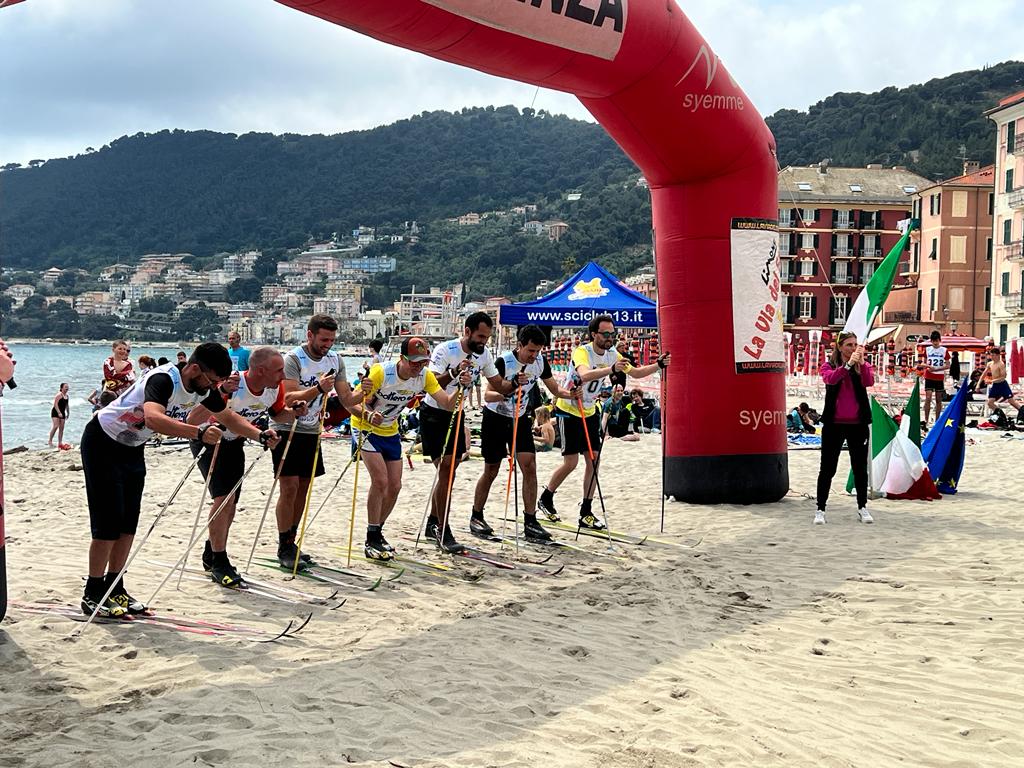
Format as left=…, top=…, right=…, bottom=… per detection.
left=810, top=296, right=818, bottom=320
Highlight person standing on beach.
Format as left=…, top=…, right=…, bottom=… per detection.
left=538, top=314, right=669, bottom=529
left=814, top=331, right=874, bottom=526
left=469, top=324, right=580, bottom=541
left=922, top=331, right=948, bottom=427
left=351, top=337, right=464, bottom=560
left=48, top=382, right=69, bottom=448
left=420, top=311, right=515, bottom=553
left=269, top=314, right=369, bottom=569
left=227, top=331, right=251, bottom=372
left=102, top=340, right=136, bottom=397
left=79, top=343, right=274, bottom=617
left=980, top=347, right=1024, bottom=418
left=186, top=347, right=289, bottom=587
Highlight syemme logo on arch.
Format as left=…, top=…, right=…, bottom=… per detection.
left=676, top=44, right=745, bottom=113
left=424, top=0, right=627, bottom=61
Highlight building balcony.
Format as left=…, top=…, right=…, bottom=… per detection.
left=830, top=274, right=857, bottom=285
left=834, top=219, right=856, bottom=230
left=1001, top=133, right=1024, bottom=155
left=998, top=242, right=1024, bottom=262
left=1007, top=188, right=1024, bottom=209
left=1000, top=292, right=1024, bottom=315
left=861, top=248, right=883, bottom=259
left=832, top=248, right=855, bottom=259
left=781, top=272, right=798, bottom=284
left=778, top=218, right=795, bottom=228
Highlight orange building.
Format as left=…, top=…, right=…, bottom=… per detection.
left=885, top=162, right=994, bottom=339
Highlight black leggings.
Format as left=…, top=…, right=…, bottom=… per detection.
left=816, top=422, right=869, bottom=511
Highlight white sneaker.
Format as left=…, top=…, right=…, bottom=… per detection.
left=857, top=509, right=874, bottom=524
left=813, top=510, right=826, bottom=525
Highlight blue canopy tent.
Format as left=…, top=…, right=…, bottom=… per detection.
left=498, top=262, right=657, bottom=328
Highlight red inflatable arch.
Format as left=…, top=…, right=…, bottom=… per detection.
left=7, top=0, right=789, bottom=504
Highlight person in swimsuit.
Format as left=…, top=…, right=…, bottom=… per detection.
left=49, top=382, right=69, bottom=447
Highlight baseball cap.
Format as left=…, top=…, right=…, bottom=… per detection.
left=401, top=337, right=431, bottom=362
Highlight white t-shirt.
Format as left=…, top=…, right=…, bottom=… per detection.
left=423, top=338, right=498, bottom=411
left=485, top=351, right=551, bottom=419
left=222, top=372, right=283, bottom=440
left=924, top=345, right=948, bottom=381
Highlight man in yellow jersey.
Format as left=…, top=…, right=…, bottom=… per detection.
left=351, top=337, right=467, bottom=559
left=538, top=314, right=670, bottom=529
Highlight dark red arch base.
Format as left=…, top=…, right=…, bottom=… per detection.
left=5, top=0, right=790, bottom=504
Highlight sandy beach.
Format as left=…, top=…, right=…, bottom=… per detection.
left=2, top=427, right=1023, bottom=767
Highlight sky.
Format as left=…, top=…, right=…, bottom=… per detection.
left=1, top=0, right=1022, bottom=165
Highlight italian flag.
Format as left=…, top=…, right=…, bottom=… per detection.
left=849, top=380, right=941, bottom=499
left=841, top=219, right=916, bottom=340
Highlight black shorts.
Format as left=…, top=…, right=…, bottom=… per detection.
left=190, top=438, right=245, bottom=500
left=480, top=408, right=535, bottom=465
left=556, top=408, right=603, bottom=457
left=420, top=404, right=468, bottom=461
left=270, top=431, right=325, bottom=478
left=924, top=378, right=945, bottom=392
left=81, top=418, right=147, bottom=541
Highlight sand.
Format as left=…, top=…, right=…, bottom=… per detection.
left=1, top=423, right=1023, bottom=767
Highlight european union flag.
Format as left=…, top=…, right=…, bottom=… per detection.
left=921, top=377, right=969, bottom=494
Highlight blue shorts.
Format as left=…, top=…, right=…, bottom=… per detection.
left=988, top=380, right=1014, bottom=400
left=352, top=429, right=403, bottom=462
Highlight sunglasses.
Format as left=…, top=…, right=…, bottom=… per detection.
left=596, top=331, right=617, bottom=339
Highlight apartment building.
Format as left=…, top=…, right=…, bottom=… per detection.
left=884, top=162, right=994, bottom=338
left=778, top=162, right=929, bottom=344
left=984, top=90, right=1024, bottom=344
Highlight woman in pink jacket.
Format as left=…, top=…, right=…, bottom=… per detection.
left=815, top=331, right=874, bottom=525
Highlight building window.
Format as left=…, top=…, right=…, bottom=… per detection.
left=800, top=259, right=815, bottom=276
left=799, top=295, right=813, bottom=318
left=862, top=262, right=875, bottom=282
left=836, top=210, right=852, bottom=228
left=985, top=286, right=991, bottom=312
left=1007, top=169, right=1015, bottom=194
left=835, top=234, right=850, bottom=256
left=948, top=286, right=964, bottom=312
left=1005, top=219, right=1013, bottom=245
left=1009, top=120, right=1017, bottom=153
left=987, top=238, right=993, bottom=260
left=912, top=241, right=919, bottom=272
left=849, top=184, right=862, bottom=193
left=913, top=198, right=921, bottom=219
left=929, top=288, right=936, bottom=312
left=929, top=237, right=938, bottom=260
left=801, top=233, right=815, bottom=250
left=989, top=193, right=995, bottom=216
left=999, top=324, right=1008, bottom=345
left=832, top=295, right=848, bottom=323
left=801, top=208, right=815, bottom=222
left=1002, top=272, right=1011, bottom=295
left=797, top=182, right=812, bottom=192
left=781, top=258, right=792, bottom=280
left=950, top=235, right=967, bottom=263
left=778, top=208, right=791, bottom=226
left=833, top=261, right=849, bottom=283
left=952, top=190, right=968, bottom=218
left=864, top=234, right=877, bottom=256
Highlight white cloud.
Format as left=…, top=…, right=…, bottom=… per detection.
left=0, top=0, right=1020, bottom=164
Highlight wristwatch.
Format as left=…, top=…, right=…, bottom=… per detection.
left=844, top=362, right=853, bottom=370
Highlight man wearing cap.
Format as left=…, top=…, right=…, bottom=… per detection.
left=350, top=338, right=466, bottom=559
left=421, top=311, right=518, bottom=553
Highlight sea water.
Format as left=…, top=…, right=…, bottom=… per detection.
left=0, top=343, right=369, bottom=450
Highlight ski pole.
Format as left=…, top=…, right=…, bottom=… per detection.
left=176, top=440, right=220, bottom=591
left=414, top=386, right=466, bottom=551
left=73, top=451, right=202, bottom=636
left=292, top=403, right=328, bottom=576
left=244, top=415, right=298, bottom=574
left=438, top=391, right=468, bottom=543
left=575, top=395, right=612, bottom=549
left=344, top=395, right=373, bottom=567
left=146, top=450, right=265, bottom=608
left=498, top=385, right=523, bottom=552
left=660, top=367, right=667, bottom=534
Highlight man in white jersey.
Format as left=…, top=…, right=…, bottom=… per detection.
left=420, top=311, right=517, bottom=553
left=470, top=324, right=580, bottom=541
left=538, top=314, right=670, bottom=529
left=350, top=337, right=464, bottom=560
left=269, top=314, right=369, bottom=569
left=186, top=347, right=292, bottom=587
left=79, top=343, right=276, bottom=618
